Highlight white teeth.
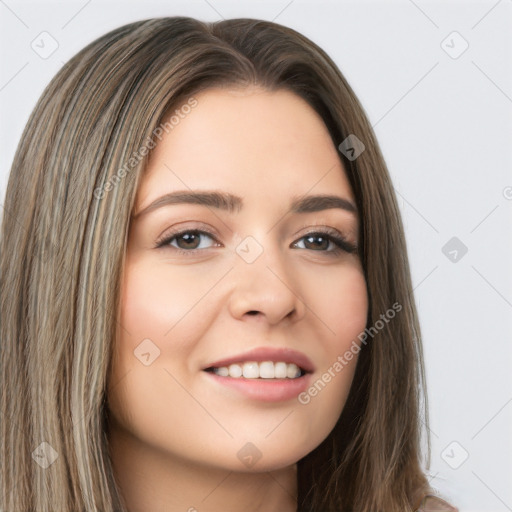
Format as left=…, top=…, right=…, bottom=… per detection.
left=274, top=362, right=287, bottom=379
left=286, top=363, right=301, bottom=379
left=242, top=362, right=259, bottom=379
left=211, top=361, right=303, bottom=379
left=215, top=366, right=229, bottom=377
left=228, top=364, right=243, bottom=378
left=259, top=361, right=275, bottom=378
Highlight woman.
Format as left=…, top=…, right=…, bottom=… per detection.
left=0, top=16, right=456, bottom=511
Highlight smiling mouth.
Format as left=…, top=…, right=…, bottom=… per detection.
left=203, top=361, right=308, bottom=379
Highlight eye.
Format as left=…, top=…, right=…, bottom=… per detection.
left=155, top=226, right=358, bottom=257
left=155, top=229, right=219, bottom=254
left=292, top=228, right=358, bottom=256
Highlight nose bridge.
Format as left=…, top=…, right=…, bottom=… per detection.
left=228, top=229, right=305, bottom=324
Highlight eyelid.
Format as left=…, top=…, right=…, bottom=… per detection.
left=155, top=221, right=220, bottom=245
left=155, top=218, right=354, bottom=241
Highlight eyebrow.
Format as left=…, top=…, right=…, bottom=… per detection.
left=132, top=190, right=357, bottom=219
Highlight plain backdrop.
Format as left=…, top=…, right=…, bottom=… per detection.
left=1, top=1, right=511, bottom=510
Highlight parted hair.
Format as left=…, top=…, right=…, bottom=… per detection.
left=1, top=16, right=433, bottom=511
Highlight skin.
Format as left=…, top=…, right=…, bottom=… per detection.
left=106, top=86, right=369, bottom=512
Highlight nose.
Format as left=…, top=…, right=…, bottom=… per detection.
left=228, top=238, right=306, bottom=326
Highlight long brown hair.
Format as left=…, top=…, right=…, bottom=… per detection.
left=1, top=16, right=432, bottom=511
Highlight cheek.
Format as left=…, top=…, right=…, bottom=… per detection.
left=296, top=266, right=367, bottom=432
left=117, top=259, right=216, bottom=350
left=312, top=264, right=368, bottom=341
left=325, top=267, right=368, bottom=389
left=107, top=260, right=216, bottom=447
left=108, top=260, right=200, bottom=410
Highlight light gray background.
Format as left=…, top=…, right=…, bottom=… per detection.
left=1, top=1, right=511, bottom=510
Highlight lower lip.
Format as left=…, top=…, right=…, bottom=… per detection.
left=202, top=371, right=312, bottom=402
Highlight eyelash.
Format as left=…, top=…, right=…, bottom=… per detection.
left=155, top=226, right=358, bottom=257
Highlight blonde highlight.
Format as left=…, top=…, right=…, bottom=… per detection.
left=1, top=16, right=434, bottom=511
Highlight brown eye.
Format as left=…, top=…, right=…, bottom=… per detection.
left=155, top=229, right=219, bottom=253
left=173, top=231, right=203, bottom=250
left=292, top=229, right=357, bottom=255
left=302, top=234, right=331, bottom=251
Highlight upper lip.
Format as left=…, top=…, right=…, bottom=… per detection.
left=202, top=347, right=315, bottom=373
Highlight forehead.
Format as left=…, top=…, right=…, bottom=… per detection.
left=136, top=86, right=355, bottom=211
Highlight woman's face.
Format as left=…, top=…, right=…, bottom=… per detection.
left=107, top=86, right=368, bottom=473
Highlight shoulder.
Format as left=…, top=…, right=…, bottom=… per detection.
left=415, top=494, right=458, bottom=511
